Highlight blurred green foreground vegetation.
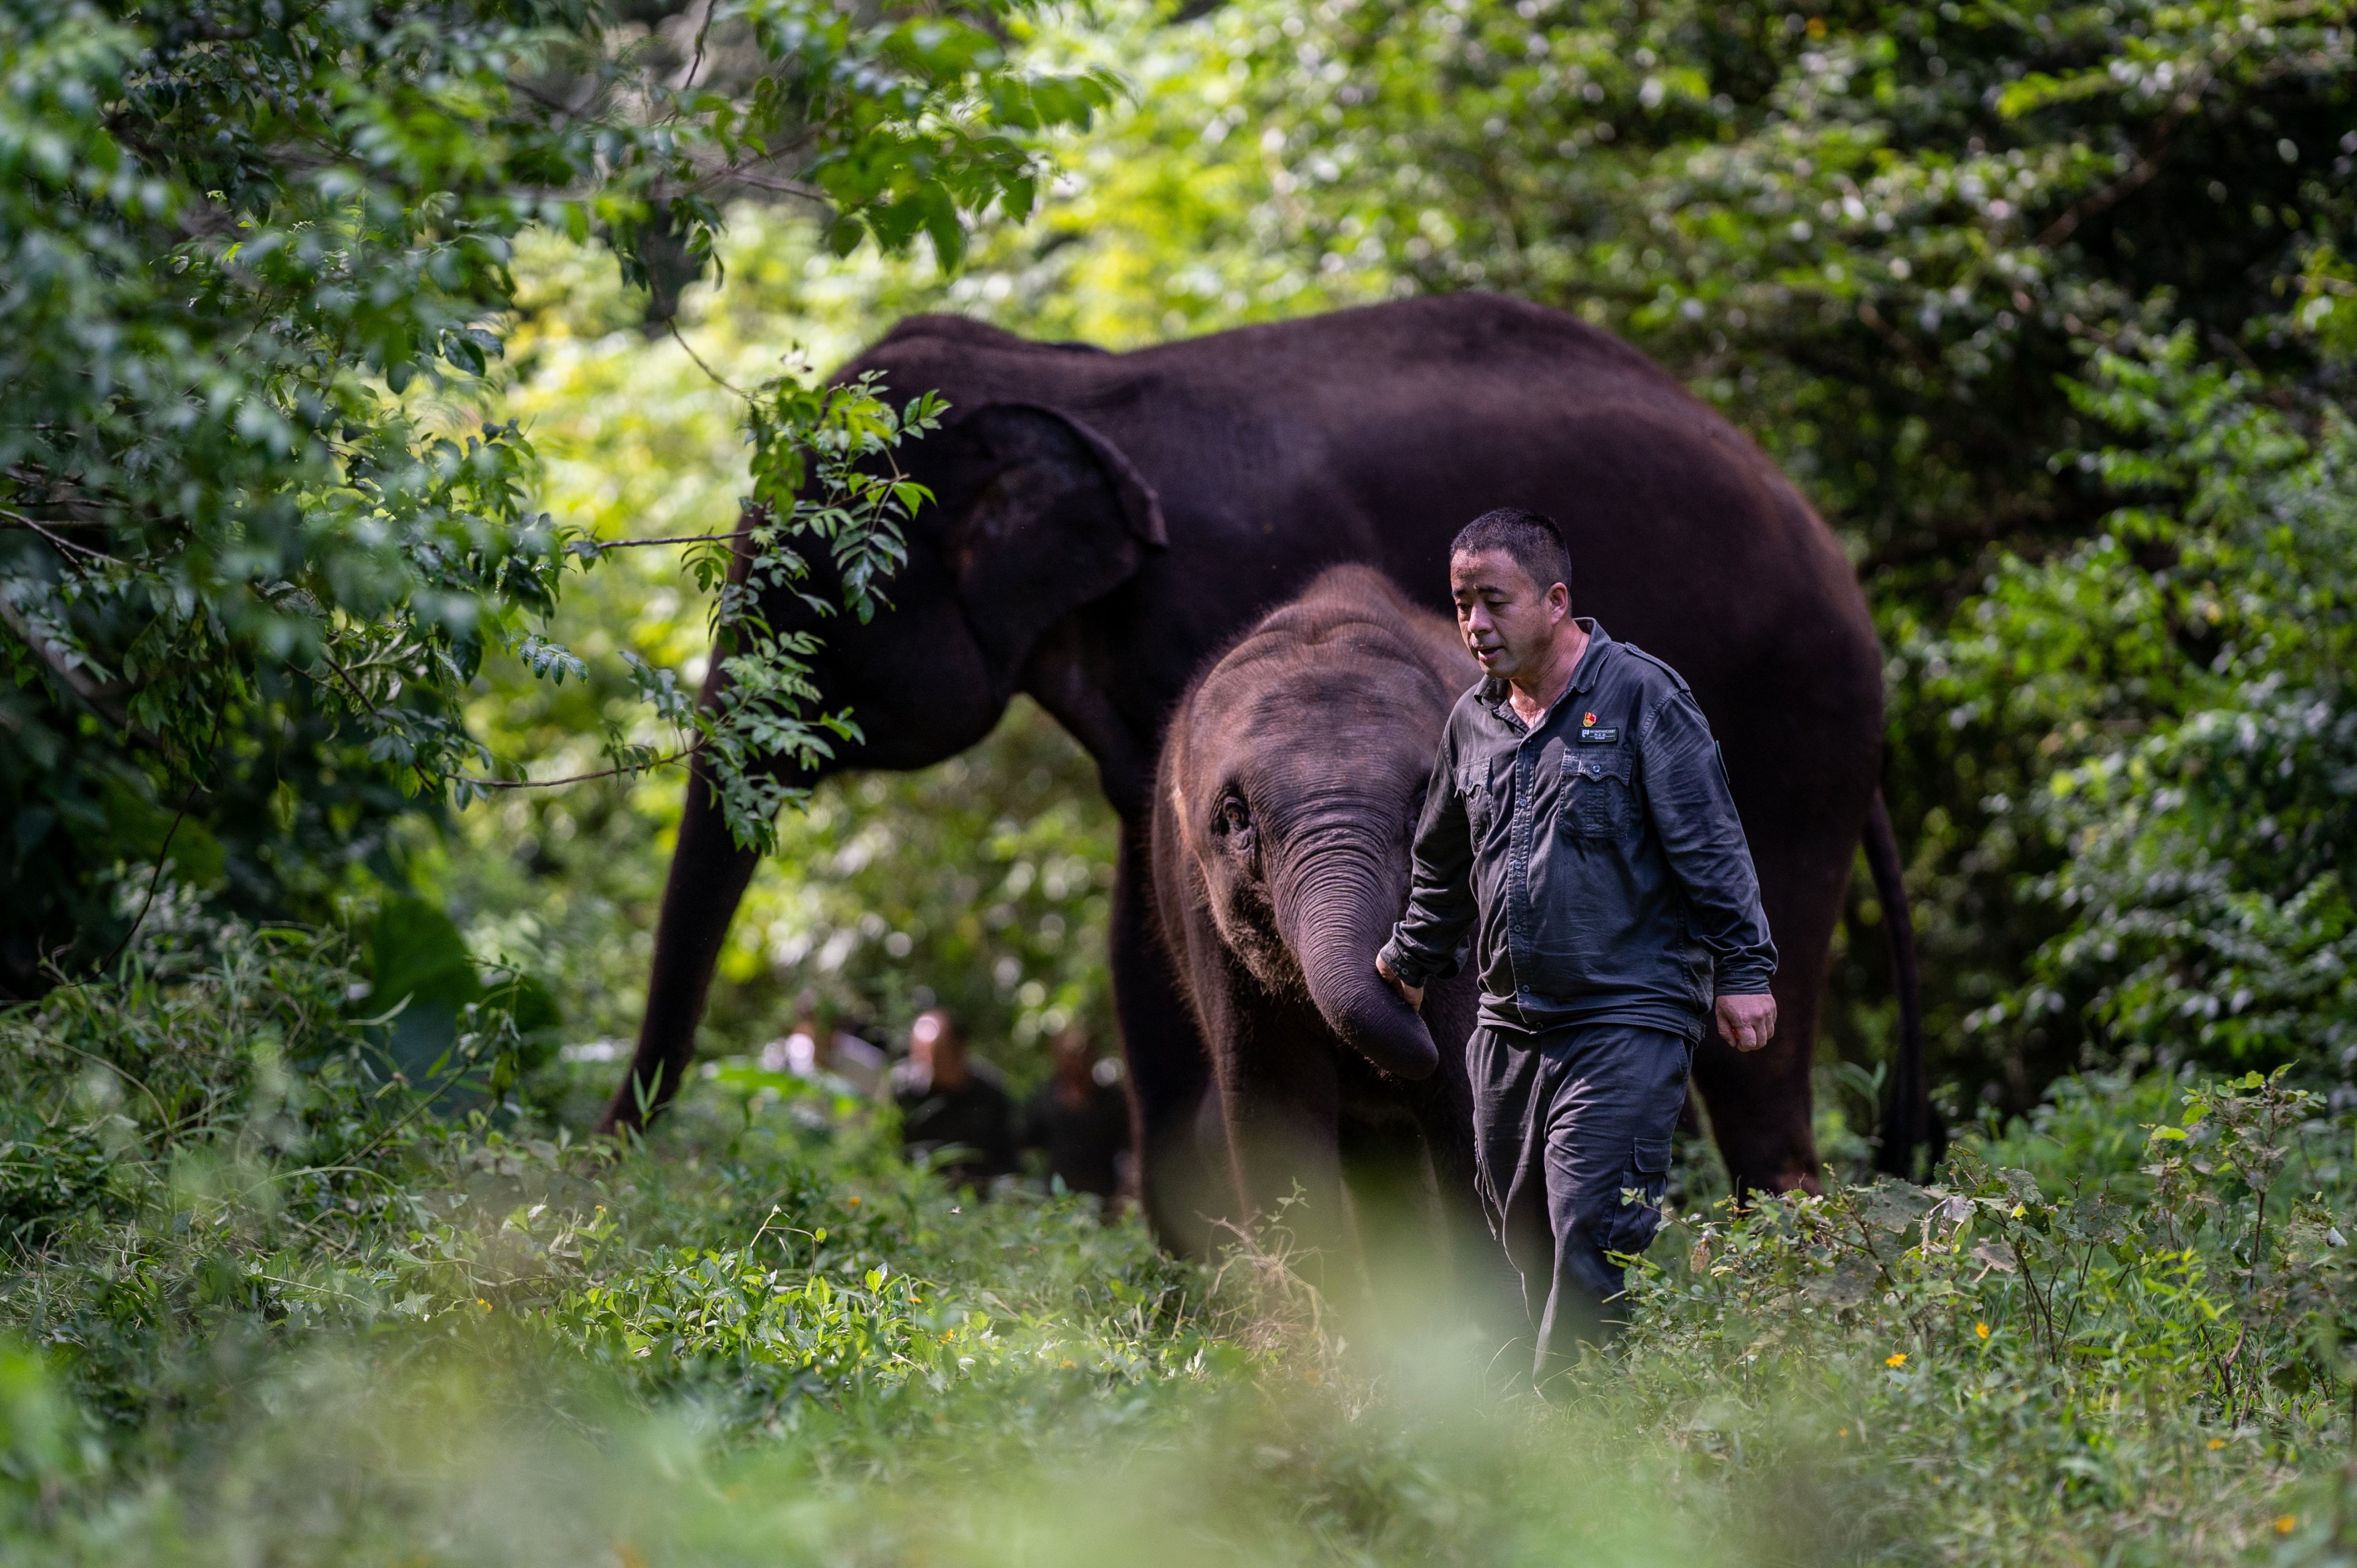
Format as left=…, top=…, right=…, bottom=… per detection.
left=5, top=910, right=2357, bottom=1564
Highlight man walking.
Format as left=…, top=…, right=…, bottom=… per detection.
left=1376, top=508, right=1777, bottom=1379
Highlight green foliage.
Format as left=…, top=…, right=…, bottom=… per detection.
left=10, top=2, right=2357, bottom=1552
left=428, top=214, right=1124, bottom=1071
left=0, top=0, right=1109, bottom=982
left=1901, top=330, right=2357, bottom=1081
left=968, top=0, right=2354, bottom=535
left=8, top=925, right=2357, bottom=1563
left=1624, top=1065, right=2357, bottom=1558
left=0, top=910, right=1188, bottom=1464
left=668, top=375, right=948, bottom=854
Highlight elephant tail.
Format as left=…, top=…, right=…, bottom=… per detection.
left=1864, top=787, right=1945, bottom=1178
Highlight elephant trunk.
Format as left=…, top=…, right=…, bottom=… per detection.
left=1277, top=845, right=1440, bottom=1081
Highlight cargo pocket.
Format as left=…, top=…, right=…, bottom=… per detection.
left=1613, top=1133, right=1673, bottom=1256
left=1562, top=748, right=1639, bottom=843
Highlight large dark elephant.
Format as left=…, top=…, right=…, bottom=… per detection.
left=1150, top=566, right=1485, bottom=1271
left=599, top=294, right=1935, bottom=1252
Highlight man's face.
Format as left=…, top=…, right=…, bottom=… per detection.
left=1451, top=548, right=1571, bottom=683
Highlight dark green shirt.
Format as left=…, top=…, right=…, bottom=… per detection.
left=1376, top=620, right=1776, bottom=1040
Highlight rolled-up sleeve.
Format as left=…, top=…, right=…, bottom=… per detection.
left=1378, top=725, right=1477, bottom=989
left=1638, top=690, right=1777, bottom=995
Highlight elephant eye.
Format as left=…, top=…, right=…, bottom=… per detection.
left=1215, top=794, right=1253, bottom=843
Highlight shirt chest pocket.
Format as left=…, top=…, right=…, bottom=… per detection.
left=1458, top=764, right=1495, bottom=838
left=1561, top=746, right=1639, bottom=842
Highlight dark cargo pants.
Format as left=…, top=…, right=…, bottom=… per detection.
left=1470, top=1021, right=1694, bottom=1380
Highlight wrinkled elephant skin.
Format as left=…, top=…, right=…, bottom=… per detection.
left=1151, top=567, right=1489, bottom=1279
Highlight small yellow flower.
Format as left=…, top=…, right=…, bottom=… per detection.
left=847, top=1195, right=861, bottom=1207
left=1837, top=1427, right=1849, bottom=1438
left=2276, top=1515, right=2298, bottom=1535
left=2009, top=1203, right=2025, bottom=1219
left=1059, top=1359, right=1077, bottom=1371
left=2207, top=1439, right=2225, bottom=1451
left=1974, top=1321, right=1990, bottom=1340
left=477, top=1298, right=491, bottom=1311
left=1885, top=1352, right=1908, bottom=1369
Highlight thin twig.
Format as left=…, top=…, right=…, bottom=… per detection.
left=685, top=0, right=718, bottom=90
left=703, top=165, right=832, bottom=204
left=668, top=319, right=747, bottom=395
left=345, top=1056, right=485, bottom=1166
left=2034, top=83, right=2209, bottom=250
left=96, top=704, right=227, bottom=971
left=579, top=531, right=743, bottom=550
left=456, top=745, right=697, bottom=791
left=1, top=509, right=117, bottom=562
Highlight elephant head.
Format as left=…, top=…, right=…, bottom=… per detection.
left=1160, top=566, right=1478, bottom=1083
left=764, top=321, right=1167, bottom=781
left=599, top=322, right=1165, bottom=1135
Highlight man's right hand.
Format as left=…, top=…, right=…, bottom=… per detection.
left=1375, top=951, right=1425, bottom=1012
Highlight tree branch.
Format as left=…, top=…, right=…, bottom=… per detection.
left=0, top=594, right=136, bottom=731
left=2033, top=86, right=2207, bottom=251
left=1, top=508, right=118, bottom=562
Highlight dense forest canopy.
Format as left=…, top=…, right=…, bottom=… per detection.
left=5, top=0, right=2354, bottom=1105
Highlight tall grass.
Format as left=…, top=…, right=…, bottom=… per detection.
left=2, top=910, right=2355, bottom=1563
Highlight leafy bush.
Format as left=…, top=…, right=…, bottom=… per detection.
left=1901, top=330, right=2357, bottom=1087
left=0, top=905, right=1196, bottom=1471
left=0, top=0, right=1109, bottom=980
left=1623, top=1066, right=2357, bottom=1558
left=7, top=914, right=2357, bottom=1564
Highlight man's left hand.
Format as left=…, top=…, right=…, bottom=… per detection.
left=1715, top=993, right=1777, bottom=1053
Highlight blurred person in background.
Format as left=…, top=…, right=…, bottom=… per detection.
left=761, top=994, right=886, bottom=1097
left=1020, top=1027, right=1132, bottom=1208
left=891, top=1009, right=1016, bottom=1190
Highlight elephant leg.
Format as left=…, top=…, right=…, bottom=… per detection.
left=1693, top=827, right=1849, bottom=1197
left=1110, top=818, right=1228, bottom=1257
left=1218, top=1031, right=1347, bottom=1287
left=600, top=761, right=760, bottom=1135
left=1336, top=1111, right=1435, bottom=1302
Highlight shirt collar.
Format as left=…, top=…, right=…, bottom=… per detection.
left=1479, top=620, right=1611, bottom=729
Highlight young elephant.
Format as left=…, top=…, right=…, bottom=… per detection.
left=1151, top=566, right=1487, bottom=1275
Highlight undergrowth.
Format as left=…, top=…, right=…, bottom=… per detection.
left=4, top=910, right=2357, bottom=1563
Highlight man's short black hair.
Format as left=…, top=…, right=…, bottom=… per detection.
left=1452, top=508, right=1573, bottom=601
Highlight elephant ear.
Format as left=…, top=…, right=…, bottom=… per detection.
left=941, top=402, right=1167, bottom=683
